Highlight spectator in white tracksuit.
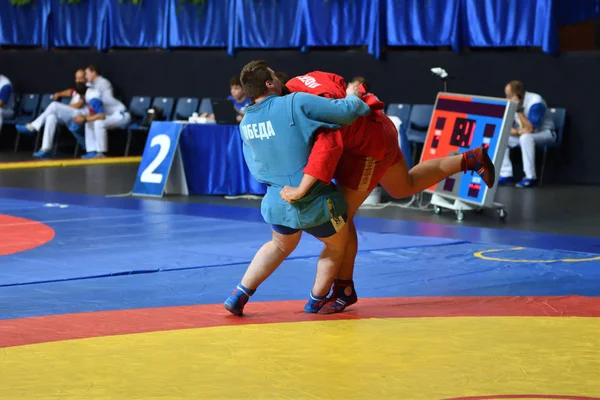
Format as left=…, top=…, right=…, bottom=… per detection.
left=17, top=69, right=88, bottom=158
left=74, top=87, right=130, bottom=159
left=500, top=80, right=556, bottom=188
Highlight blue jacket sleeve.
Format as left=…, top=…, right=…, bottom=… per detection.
left=528, top=103, right=546, bottom=129
left=291, top=92, right=371, bottom=127
left=0, top=84, right=12, bottom=105
left=88, top=98, right=104, bottom=115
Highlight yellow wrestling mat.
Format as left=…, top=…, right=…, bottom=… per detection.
left=0, top=156, right=141, bottom=170
left=2, top=317, right=599, bottom=400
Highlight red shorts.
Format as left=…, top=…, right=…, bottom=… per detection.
left=334, top=114, right=404, bottom=192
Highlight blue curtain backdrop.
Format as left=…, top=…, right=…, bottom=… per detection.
left=229, top=0, right=304, bottom=54
left=1, top=0, right=597, bottom=55
left=462, top=0, right=558, bottom=54
left=104, top=0, right=168, bottom=48
left=168, top=0, right=229, bottom=48
left=386, top=0, right=462, bottom=51
left=49, top=0, right=106, bottom=49
left=301, top=0, right=382, bottom=58
left=0, top=0, right=50, bottom=48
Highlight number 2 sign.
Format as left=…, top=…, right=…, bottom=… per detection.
left=132, top=122, right=189, bottom=197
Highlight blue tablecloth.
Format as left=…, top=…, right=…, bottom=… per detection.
left=179, top=124, right=267, bottom=196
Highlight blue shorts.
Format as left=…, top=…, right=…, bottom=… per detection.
left=272, top=213, right=348, bottom=239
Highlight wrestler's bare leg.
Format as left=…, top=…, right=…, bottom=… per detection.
left=318, top=186, right=370, bottom=314
left=225, top=230, right=301, bottom=316
left=381, top=146, right=496, bottom=199
left=336, top=187, right=372, bottom=281
left=380, top=155, right=463, bottom=199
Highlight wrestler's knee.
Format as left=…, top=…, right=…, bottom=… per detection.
left=271, top=230, right=300, bottom=255
left=321, top=224, right=348, bottom=253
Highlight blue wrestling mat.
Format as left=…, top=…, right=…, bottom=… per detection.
left=1, top=192, right=599, bottom=320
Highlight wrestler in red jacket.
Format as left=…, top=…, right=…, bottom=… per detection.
left=281, top=71, right=496, bottom=314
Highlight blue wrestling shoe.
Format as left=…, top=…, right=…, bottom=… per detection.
left=82, top=151, right=98, bottom=159
left=33, top=150, right=52, bottom=159
left=224, top=284, right=255, bottom=316
left=515, top=178, right=537, bottom=188
left=318, top=279, right=358, bottom=314
left=304, top=291, right=328, bottom=313
left=16, top=124, right=36, bottom=135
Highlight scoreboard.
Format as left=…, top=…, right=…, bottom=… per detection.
left=422, top=93, right=517, bottom=207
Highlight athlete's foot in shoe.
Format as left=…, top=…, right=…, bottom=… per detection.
left=224, top=284, right=255, bottom=316
left=224, top=292, right=249, bottom=316
left=304, top=292, right=328, bottom=313
left=318, top=281, right=358, bottom=314
left=461, top=146, right=496, bottom=188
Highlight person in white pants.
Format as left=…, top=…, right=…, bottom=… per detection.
left=0, top=74, right=14, bottom=136
left=500, top=81, right=556, bottom=188
left=75, top=87, right=130, bottom=159
left=16, top=69, right=87, bottom=158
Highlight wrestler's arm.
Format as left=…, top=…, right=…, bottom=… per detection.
left=280, top=130, right=343, bottom=203
left=292, top=92, right=370, bottom=127
left=281, top=91, right=366, bottom=203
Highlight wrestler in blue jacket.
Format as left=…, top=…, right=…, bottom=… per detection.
left=240, top=88, right=370, bottom=230
left=224, top=60, right=370, bottom=317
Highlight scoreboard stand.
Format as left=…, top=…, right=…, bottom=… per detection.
left=420, top=93, right=517, bottom=222
left=430, top=193, right=507, bottom=222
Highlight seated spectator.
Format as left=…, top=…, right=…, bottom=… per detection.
left=500, top=80, right=556, bottom=188
left=85, top=64, right=113, bottom=98
left=17, top=69, right=87, bottom=158
left=74, top=84, right=131, bottom=159
left=0, top=73, right=14, bottom=135
left=201, top=76, right=251, bottom=123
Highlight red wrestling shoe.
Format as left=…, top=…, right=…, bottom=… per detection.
left=317, top=279, right=358, bottom=314
left=461, top=146, right=496, bottom=188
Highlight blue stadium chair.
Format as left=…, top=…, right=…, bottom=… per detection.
left=124, top=96, right=152, bottom=156
left=128, top=96, right=152, bottom=125
left=1, top=93, right=18, bottom=127
left=13, top=93, right=41, bottom=152
left=406, top=104, right=434, bottom=163
left=385, top=103, right=413, bottom=169
left=386, top=103, right=411, bottom=126
left=539, top=107, right=566, bottom=186
left=174, top=97, right=199, bottom=120
left=124, top=96, right=174, bottom=156
left=38, top=93, right=56, bottom=115
left=151, top=97, right=175, bottom=121
left=198, top=98, right=213, bottom=115
left=14, top=93, right=40, bottom=125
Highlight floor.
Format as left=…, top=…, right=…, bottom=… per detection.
left=0, top=159, right=599, bottom=399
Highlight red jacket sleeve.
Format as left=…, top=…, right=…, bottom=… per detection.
left=304, top=129, right=344, bottom=184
